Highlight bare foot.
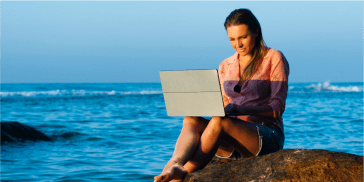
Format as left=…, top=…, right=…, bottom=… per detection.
left=154, top=164, right=188, bottom=182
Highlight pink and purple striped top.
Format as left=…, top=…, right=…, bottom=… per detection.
left=218, top=47, right=290, bottom=131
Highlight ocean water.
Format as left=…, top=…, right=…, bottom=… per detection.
left=1, top=82, right=363, bottom=181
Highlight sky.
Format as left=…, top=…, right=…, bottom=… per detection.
left=1, top=1, right=363, bottom=83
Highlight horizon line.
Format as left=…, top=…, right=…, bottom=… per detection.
left=1, top=81, right=364, bottom=84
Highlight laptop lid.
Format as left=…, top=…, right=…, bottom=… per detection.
left=159, top=69, right=225, bottom=117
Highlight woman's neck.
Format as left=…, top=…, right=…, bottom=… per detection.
left=238, top=54, right=252, bottom=64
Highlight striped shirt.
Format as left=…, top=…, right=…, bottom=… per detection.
left=218, top=48, right=289, bottom=132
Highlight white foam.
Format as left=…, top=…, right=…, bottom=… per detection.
left=304, top=81, right=362, bottom=92
left=119, top=91, right=162, bottom=95
left=0, top=90, right=163, bottom=97
left=0, top=90, right=62, bottom=97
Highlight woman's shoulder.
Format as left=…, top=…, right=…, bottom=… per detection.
left=263, top=47, right=290, bottom=76
left=264, top=47, right=284, bottom=60
left=263, top=47, right=288, bottom=66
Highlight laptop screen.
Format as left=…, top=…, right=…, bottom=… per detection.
left=159, top=70, right=225, bottom=117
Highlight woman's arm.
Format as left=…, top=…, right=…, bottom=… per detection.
left=268, top=50, right=289, bottom=119
left=225, top=104, right=274, bottom=118
left=239, top=105, right=274, bottom=117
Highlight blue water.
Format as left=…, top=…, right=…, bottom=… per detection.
left=1, top=82, right=363, bottom=181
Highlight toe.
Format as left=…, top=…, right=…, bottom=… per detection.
left=160, top=174, right=169, bottom=182
left=154, top=175, right=162, bottom=182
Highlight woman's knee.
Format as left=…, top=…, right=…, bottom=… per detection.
left=210, top=116, right=226, bottom=128
left=210, top=117, right=237, bottom=132
left=183, top=116, right=207, bottom=131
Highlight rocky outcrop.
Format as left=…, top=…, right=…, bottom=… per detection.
left=183, top=149, right=363, bottom=182
left=1, top=121, right=52, bottom=144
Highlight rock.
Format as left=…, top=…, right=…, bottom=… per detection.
left=183, top=149, right=363, bottom=182
left=1, top=121, right=52, bottom=144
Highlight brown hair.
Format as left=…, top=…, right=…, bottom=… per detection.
left=224, top=9, right=267, bottom=81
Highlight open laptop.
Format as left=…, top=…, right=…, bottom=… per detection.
left=159, top=69, right=246, bottom=117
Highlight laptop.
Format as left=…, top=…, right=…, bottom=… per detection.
left=159, top=69, right=246, bottom=117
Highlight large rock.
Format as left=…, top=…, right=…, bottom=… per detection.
left=1, top=121, right=52, bottom=144
left=183, top=149, right=363, bottom=182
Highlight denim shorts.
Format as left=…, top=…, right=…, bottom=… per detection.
left=215, top=123, right=285, bottom=159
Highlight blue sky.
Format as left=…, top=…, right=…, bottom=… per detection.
left=2, top=1, right=363, bottom=83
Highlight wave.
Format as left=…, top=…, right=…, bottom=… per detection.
left=1, top=82, right=361, bottom=97
left=289, top=82, right=363, bottom=93
left=0, top=90, right=163, bottom=97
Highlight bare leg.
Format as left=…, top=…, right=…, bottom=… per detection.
left=182, top=116, right=225, bottom=172
left=155, top=117, right=260, bottom=182
left=215, top=140, right=234, bottom=157
left=154, top=117, right=208, bottom=182
left=183, top=116, right=260, bottom=173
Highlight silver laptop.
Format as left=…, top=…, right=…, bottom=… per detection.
left=159, top=69, right=246, bottom=117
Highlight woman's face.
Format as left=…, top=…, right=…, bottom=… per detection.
left=227, top=24, right=257, bottom=59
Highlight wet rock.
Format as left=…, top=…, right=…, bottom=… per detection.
left=1, top=121, right=52, bottom=144
left=183, top=149, right=363, bottom=182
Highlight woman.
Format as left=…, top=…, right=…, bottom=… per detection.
left=154, top=8, right=289, bottom=182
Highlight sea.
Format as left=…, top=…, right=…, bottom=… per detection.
left=1, top=82, right=363, bottom=182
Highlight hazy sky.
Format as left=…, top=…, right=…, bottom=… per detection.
left=2, top=1, right=363, bottom=83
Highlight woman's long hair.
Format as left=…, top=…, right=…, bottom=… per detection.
left=224, top=9, right=267, bottom=81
